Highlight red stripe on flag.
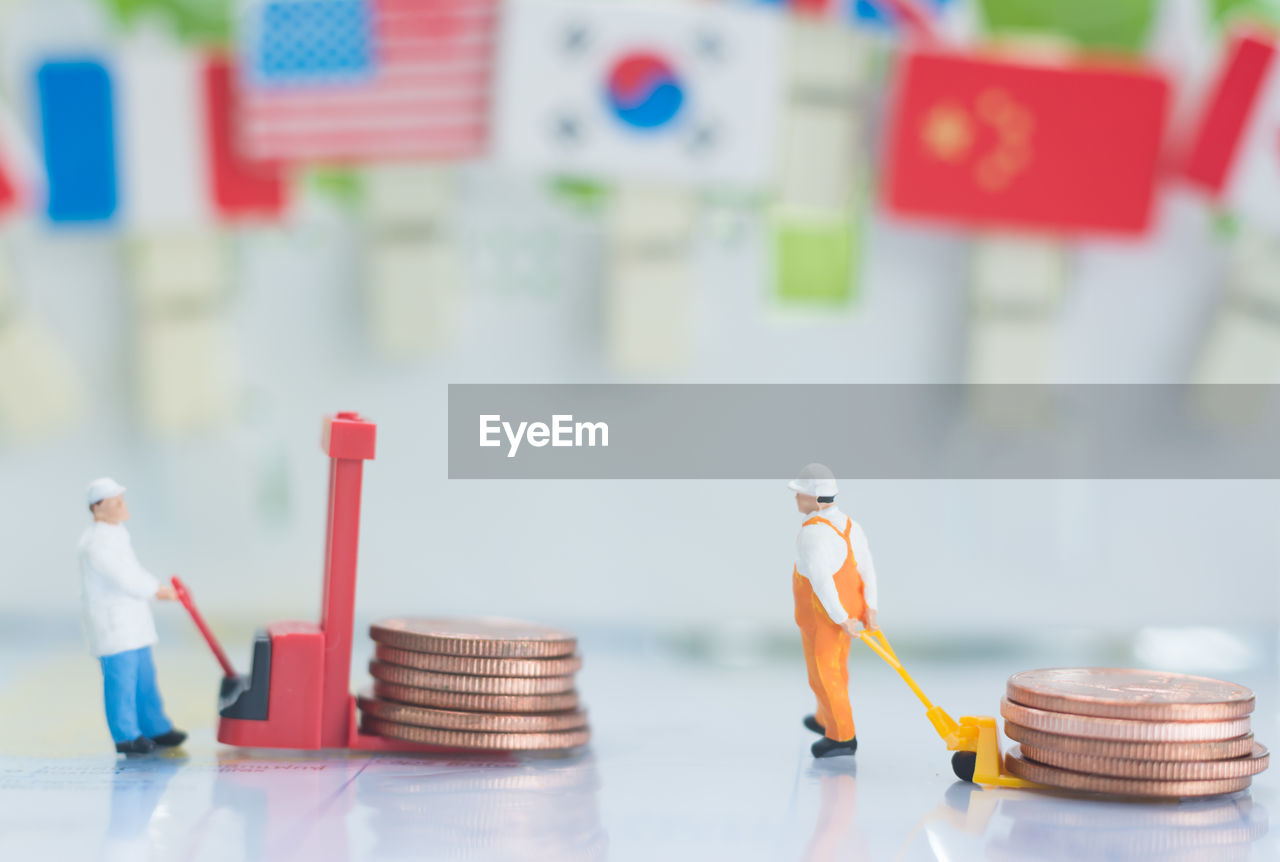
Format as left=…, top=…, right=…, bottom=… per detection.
left=246, top=114, right=489, bottom=139
left=244, top=81, right=491, bottom=114
left=248, top=132, right=486, bottom=162
left=244, top=63, right=493, bottom=94
left=379, top=0, right=499, bottom=14
left=253, top=126, right=487, bottom=148
left=376, top=8, right=498, bottom=36
left=789, top=0, right=834, bottom=17
left=380, top=37, right=496, bottom=60
left=205, top=55, right=288, bottom=219
left=0, top=153, right=16, bottom=213
left=245, top=112, right=490, bottom=137
left=1183, top=30, right=1277, bottom=194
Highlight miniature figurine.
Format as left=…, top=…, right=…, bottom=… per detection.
left=789, top=464, right=878, bottom=758
left=79, top=478, right=186, bottom=755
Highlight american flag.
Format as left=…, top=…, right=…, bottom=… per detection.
left=238, top=0, right=497, bottom=161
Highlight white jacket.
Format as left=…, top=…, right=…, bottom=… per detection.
left=795, top=507, right=879, bottom=625
left=78, top=522, right=160, bottom=657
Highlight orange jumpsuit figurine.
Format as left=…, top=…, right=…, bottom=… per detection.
left=789, top=464, right=879, bottom=758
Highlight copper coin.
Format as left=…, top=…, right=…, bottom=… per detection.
left=373, top=679, right=581, bottom=714
left=357, top=689, right=588, bottom=733
left=1007, top=668, right=1255, bottom=721
left=370, top=617, right=577, bottom=659
left=374, top=644, right=582, bottom=678
left=362, top=716, right=591, bottom=751
left=1005, top=747, right=1252, bottom=798
left=1004, top=721, right=1257, bottom=762
left=1000, top=698, right=1251, bottom=743
left=1018, top=741, right=1269, bottom=781
left=369, top=660, right=575, bottom=695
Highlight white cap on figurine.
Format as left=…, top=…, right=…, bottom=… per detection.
left=87, top=477, right=126, bottom=507
left=787, top=463, right=838, bottom=499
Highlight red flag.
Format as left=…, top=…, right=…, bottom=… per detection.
left=0, top=161, right=15, bottom=214
left=883, top=50, right=1169, bottom=235
left=203, top=56, right=287, bottom=219
left=1183, top=30, right=1280, bottom=234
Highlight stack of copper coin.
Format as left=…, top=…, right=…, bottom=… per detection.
left=358, top=617, right=590, bottom=751
left=1000, top=668, right=1269, bottom=798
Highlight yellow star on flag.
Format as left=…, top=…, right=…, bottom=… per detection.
left=920, top=103, right=974, bottom=163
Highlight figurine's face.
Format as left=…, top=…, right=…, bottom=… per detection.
left=795, top=492, right=820, bottom=514
left=93, top=494, right=130, bottom=524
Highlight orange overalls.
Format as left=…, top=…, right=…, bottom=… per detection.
left=792, top=515, right=867, bottom=742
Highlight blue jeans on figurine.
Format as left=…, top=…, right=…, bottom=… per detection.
left=100, top=646, right=185, bottom=754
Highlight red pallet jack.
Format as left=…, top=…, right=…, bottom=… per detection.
left=174, top=411, right=449, bottom=752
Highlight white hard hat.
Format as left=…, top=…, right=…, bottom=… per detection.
left=87, top=477, right=126, bottom=507
left=787, top=463, right=838, bottom=499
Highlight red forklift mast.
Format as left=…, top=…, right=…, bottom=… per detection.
left=211, top=411, right=446, bottom=752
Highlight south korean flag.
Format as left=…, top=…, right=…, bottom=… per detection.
left=492, top=0, right=785, bottom=189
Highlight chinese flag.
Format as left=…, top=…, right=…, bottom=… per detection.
left=883, top=50, right=1169, bottom=235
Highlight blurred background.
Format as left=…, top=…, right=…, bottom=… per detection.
left=0, top=0, right=1275, bottom=674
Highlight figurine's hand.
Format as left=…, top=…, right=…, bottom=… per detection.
left=863, top=609, right=878, bottom=632
left=155, top=585, right=178, bottom=601
left=839, top=619, right=863, bottom=637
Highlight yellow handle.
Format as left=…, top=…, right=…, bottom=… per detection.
left=858, top=630, right=898, bottom=668
left=860, top=627, right=901, bottom=660
left=858, top=630, right=935, bottom=711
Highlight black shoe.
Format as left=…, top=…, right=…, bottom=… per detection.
left=803, top=715, right=825, bottom=735
left=149, top=729, right=187, bottom=748
left=115, top=736, right=158, bottom=755
left=811, top=736, right=858, bottom=758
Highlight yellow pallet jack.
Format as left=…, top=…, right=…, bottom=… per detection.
left=857, top=629, right=1040, bottom=788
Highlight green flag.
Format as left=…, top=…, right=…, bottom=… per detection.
left=773, top=210, right=860, bottom=307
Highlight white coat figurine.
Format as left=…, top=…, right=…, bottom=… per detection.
left=78, top=478, right=186, bottom=755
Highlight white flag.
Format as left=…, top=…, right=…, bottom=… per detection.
left=493, top=0, right=784, bottom=189
left=116, top=38, right=210, bottom=229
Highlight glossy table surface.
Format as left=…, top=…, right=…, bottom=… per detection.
left=0, top=629, right=1274, bottom=861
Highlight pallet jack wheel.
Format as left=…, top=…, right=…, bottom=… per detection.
left=951, top=750, right=976, bottom=783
